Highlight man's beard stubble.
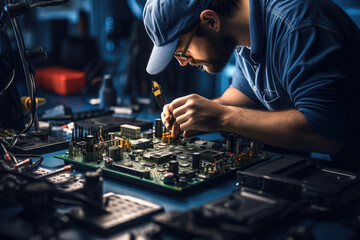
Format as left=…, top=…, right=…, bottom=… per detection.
left=190, top=26, right=237, bottom=74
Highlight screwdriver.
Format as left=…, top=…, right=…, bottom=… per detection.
left=152, top=81, right=175, bottom=128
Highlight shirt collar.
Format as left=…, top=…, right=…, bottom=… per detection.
left=249, top=0, right=265, bottom=63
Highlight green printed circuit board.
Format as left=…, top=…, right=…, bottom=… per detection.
left=55, top=124, right=275, bottom=194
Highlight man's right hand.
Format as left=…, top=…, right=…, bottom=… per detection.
left=161, top=104, right=182, bottom=138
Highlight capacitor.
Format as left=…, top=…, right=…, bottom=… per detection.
left=77, top=141, right=87, bottom=156
left=108, top=132, right=115, bottom=141
left=99, top=126, right=104, bottom=141
left=250, top=141, right=259, bottom=155
left=108, top=145, right=120, bottom=161
left=155, top=118, right=162, bottom=138
left=168, top=160, right=179, bottom=176
left=192, top=152, right=201, bottom=170
left=104, top=157, right=114, bottom=169
left=144, top=167, right=151, bottom=179
left=79, top=127, right=84, bottom=141
left=226, top=134, right=235, bottom=152
left=86, top=135, right=95, bottom=152
left=235, top=140, right=242, bottom=154
left=93, top=144, right=101, bottom=161
left=162, top=172, right=175, bottom=185
left=178, top=175, right=187, bottom=186
left=119, top=145, right=124, bottom=160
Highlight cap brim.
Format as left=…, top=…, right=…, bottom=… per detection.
left=146, top=38, right=179, bottom=75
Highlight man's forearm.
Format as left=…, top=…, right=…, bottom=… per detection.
left=221, top=106, right=343, bottom=154
left=212, top=86, right=261, bottom=108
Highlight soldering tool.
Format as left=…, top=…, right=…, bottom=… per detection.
left=152, top=81, right=175, bottom=128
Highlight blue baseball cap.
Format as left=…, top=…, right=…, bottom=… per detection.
left=143, top=0, right=213, bottom=75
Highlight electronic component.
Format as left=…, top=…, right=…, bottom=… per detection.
left=76, top=115, right=153, bottom=134
left=55, top=124, right=275, bottom=194
left=31, top=167, right=84, bottom=192
left=120, top=124, right=141, bottom=139
left=168, top=160, right=179, bottom=176
left=153, top=188, right=301, bottom=238
left=0, top=165, right=160, bottom=238
left=130, top=138, right=152, bottom=149
left=147, top=151, right=173, bottom=164
left=155, top=118, right=162, bottom=138
left=66, top=192, right=163, bottom=235
left=226, top=133, right=235, bottom=152
left=99, top=74, right=117, bottom=108
left=237, top=155, right=360, bottom=211
left=163, top=172, right=175, bottom=185
left=192, top=152, right=201, bottom=170
left=6, top=132, right=69, bottom=154
left=84, top=169, right=103, bottom=208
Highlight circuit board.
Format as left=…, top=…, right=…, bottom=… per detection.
left=55, top=124, right=275, bottom=194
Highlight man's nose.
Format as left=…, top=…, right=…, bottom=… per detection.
left=175, top=56, right=193, bottom=66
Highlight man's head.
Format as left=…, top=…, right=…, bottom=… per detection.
left=143, top=0, right=241, bottom=75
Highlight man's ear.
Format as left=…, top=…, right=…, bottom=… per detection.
left=200, top=10, right=221, bottom=32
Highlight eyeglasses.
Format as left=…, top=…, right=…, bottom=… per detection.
left=173, top=23, right=199, bottom=61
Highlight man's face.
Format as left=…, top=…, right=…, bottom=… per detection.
left=174, top=24, right=237, bottom=74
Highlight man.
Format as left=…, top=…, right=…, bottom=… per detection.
left=143, top=0, right=360, bottom=168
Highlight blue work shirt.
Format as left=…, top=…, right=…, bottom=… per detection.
left=231, top=0, right=360, bottom=166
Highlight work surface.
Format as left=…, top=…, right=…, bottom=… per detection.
left=39, top=137, right=360, bottom=239
left=2, top=90, right=359, bottom=239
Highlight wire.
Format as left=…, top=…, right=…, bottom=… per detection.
left=0, top=68, right=15, bottom=97
left=0, top=168, right=50, bottom=183
left=2, top=4, right=39, bottom=150
left=13, top=153, right=44, bottom=172
left=3, top=72, right=37, bottom=150
left=8, top=152, right=18, bottom=164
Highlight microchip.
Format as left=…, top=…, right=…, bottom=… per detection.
left=199, top=150, right=224, bottom=162
left=149, top=152, right=173, bottom=164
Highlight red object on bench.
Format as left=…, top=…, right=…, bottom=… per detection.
left=35, top=66, right=86, bottom=96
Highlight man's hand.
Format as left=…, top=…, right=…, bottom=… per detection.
left=161, top=104, right=182, bottom=138
left=165, top=94, right=226, bottom=138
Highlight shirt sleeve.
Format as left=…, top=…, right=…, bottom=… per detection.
left=231, top=53, right=259, bottom=103
left=276, top=26, right=348, bottom=142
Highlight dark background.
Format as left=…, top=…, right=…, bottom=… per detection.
left=2, top=0, right=360, bottom=111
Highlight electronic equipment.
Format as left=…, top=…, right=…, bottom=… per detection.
left=76, top=115, right=153, bottom=134
left=149, top=156, right=360, bottom=239
left=237, top=155, right=360, bottom=211
left=152, top=188, right=303, bottom=239
left=0, top=156, right=163, bottom=238
left=1, top=129, right=69, bottom=154
left=13, top=133, right=69, bottom=154
left=66, top=192, right=163, bottom=235
left=39, top=108, right=113, bottom=121
left=55, top=124, right=275, bottom=194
